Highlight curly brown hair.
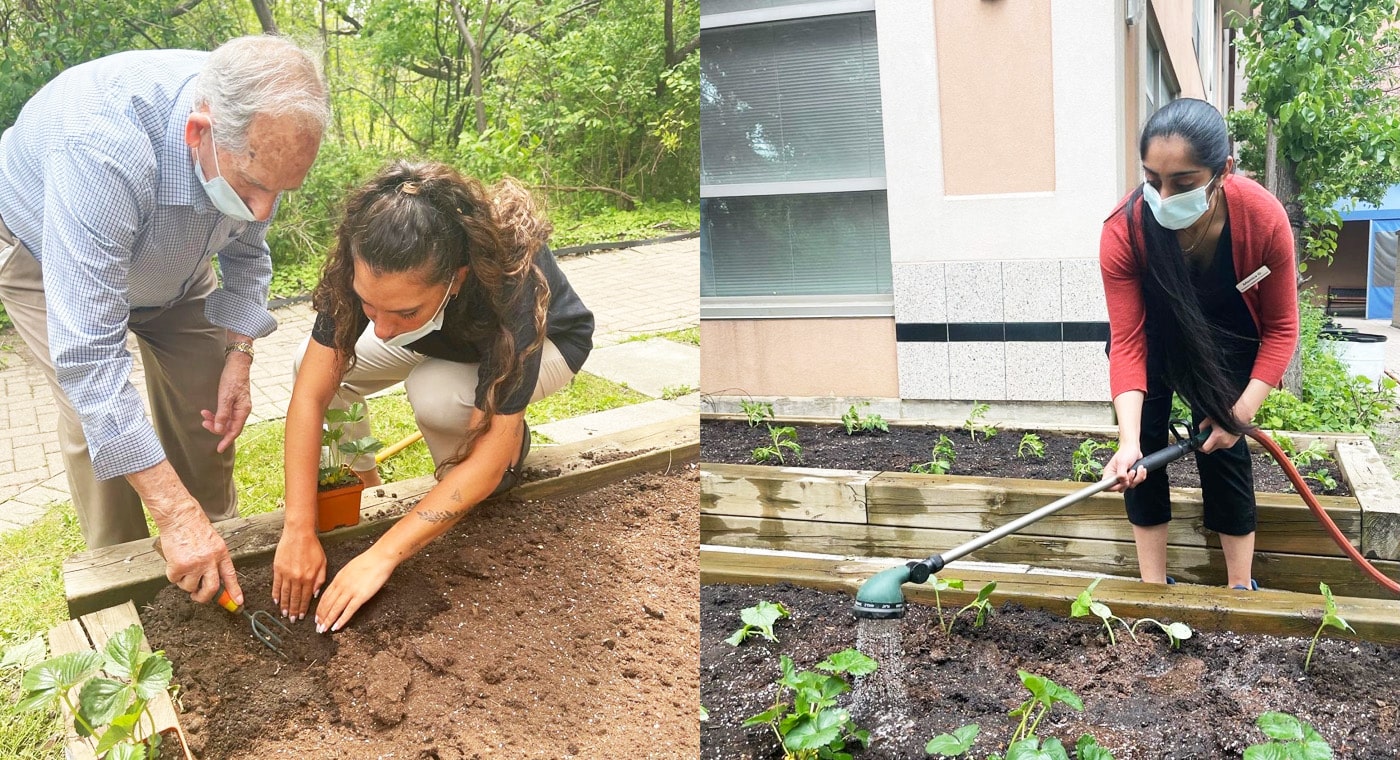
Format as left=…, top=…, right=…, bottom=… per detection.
left=312, top=160, right=552, bottom=475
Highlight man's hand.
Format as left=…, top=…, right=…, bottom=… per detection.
left=273, top=529, right=326, bottom=622
left=201, top=348, right=253, bottom=453
left=314, top=547, right=398, bottom=633
left=159, top=511, right=242, bottom=605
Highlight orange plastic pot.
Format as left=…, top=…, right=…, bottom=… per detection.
left=317, top=481, right=365, bottom=533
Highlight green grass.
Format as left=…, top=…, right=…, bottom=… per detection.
left=624, top=326, right=699, bottom=346
left=549, top=200, right=697, bottom=248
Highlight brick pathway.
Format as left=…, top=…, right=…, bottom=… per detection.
left=0, top=237, right=698, bottom=533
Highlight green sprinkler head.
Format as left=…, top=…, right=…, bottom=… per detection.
left=852, top=565, right=912, bottom=619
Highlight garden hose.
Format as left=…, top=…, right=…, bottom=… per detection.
left=1247, top=429, right=1400, bottom=596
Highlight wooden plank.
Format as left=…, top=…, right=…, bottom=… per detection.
left=46, top=619, right=97, bottom=760
left=700, top=463, right=873, bottom=523
left=79, top=602, right=190, bottom=756
left=866, top=471, right=1360, bottom=558
left=63, top=417, right=698, bottom=617
left=1336, top=439, right=1400, bottom=561
left=700, top=545, right=1400, bottom=645
left=700, top=514, right=1400, bottom=600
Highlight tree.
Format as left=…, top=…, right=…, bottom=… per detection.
left=1228, top=0, right=1400, bottom=268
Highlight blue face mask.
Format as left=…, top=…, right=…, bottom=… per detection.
left=1142, top=174, right=1218, bottom=230
left=379, top=275, right=455, bottom=348
left=193, top=130, right=256, bottom=222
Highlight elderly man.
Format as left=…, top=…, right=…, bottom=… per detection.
left=0, top=36, right=328, bottom=608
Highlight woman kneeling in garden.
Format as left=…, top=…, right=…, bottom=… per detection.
left=273, top=160, right=594, bottom=631
left=1100, top=98, right=1298, bottom=591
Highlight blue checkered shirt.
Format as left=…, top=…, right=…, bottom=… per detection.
left=0, top=49, right=280, bottom=480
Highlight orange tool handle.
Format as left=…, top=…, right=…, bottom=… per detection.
left=214, top=585, right=241, bottom=614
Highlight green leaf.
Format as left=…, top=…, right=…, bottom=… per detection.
left=699, top=704, right=708, bottom=722
left=742, top=703, right=788, bottom=727
left=932, top=577, right=965, bottom=592
left=132, top=654, right=172, bottom=701
left=20, top=651, right=104, bottom=709
left=93, top=714, right=136, bottom=755
left=1005, top=738, right=1054, bottom=760
left=785, top=709, right=847, bottom=751
left=77, top=677, right=130, bottom=732
left=1257, top=712, right=1305, bottom=741
left=1039, top=737, right=1069, bottom=760
left=740, top=601, right=790, bottom=640
left=1089, top=601, right=1112, bottom=620
left=101, top=625, right=144, bottom=680
left=817, top=649, right=877, bottom=677
left=1077, top=734, right=1117, bottom=760
left=724, top=627, right=751, bottom=646
left=2, top=636, right=48, bottom=671
left=1244, top=744, right=1291, bottom=760
left=1042, top=678, right=1084, bottom=711
left=974, top=581, right=997, bottom=604
left=105, top=742, right=147, bottom=760
left=1166, top=622, right=1194, bottom=641
left=926, top=723, right=980, bottom=756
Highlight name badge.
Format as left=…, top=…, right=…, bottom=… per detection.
left=1236, top=265, right=1271, bottom=293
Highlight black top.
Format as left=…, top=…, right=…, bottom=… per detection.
left=312, top=246, right=594, bottom=414
left=1188, top=218, right=1260, bottom=357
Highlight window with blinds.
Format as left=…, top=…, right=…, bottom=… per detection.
left=700, top=8, right=891, bottom=309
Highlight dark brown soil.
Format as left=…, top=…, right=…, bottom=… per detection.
left=701, top=584, right=1400, bottom=760
left=142, top=469, right=700, bottom=759
left=701, top=419, right=1351, bottom=497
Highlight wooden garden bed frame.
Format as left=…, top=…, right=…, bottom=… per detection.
left=700, top=544, right=1400, bottom=644
left=700, top=427, right=1400, bottom=599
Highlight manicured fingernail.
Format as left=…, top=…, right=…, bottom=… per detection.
left=331, top=623, right=341, bottom=632
left=281, top=609, right=288, bottom=617
left=313, top=589, right=320, bottom=598
left=316, top=623, right=325, bottom=634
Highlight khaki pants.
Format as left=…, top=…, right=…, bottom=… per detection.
left=294, top=330, right=575, bottom=476
left=0, top=214, right=237, bottom=548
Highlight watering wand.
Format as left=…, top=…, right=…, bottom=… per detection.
left=852, top=423, right=1210, bottom=620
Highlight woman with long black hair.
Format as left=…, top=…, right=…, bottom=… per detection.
left=1100, top=98, right=1298, bottom=590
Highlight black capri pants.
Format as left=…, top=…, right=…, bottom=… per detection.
left=1123, top=351, right=1257, bottom=536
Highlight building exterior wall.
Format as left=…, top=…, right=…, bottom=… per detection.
left=700, top=319, right=899, bottom=398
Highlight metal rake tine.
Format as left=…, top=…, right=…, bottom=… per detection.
left=248, top=609, right=292, bottom=659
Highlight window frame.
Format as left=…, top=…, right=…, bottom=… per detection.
left=700, top=0, right=892, bottom=320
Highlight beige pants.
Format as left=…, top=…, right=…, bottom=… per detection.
left=294, top=330, right=575, bottom=475
left=0, top=214, right=236, bottom=548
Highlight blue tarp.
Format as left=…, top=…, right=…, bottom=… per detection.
left=1368, top=219, right=1400, bottom=319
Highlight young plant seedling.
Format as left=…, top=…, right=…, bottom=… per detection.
left=743, top=648, right=877, bottom=760
left=15, top=624, right=175, bottom=759
left=1070, top=578, right=1135, bottom=645
left=1302, top=468, right=1338, bottom=493
left=953, top=581, right=997, bottom=630
left=1243, top=712, right=1333, bottom=760
left=1016, top=433, right=1046, bottom=459
left=320, top=402, right=384, bottom=488
left=725, top=600, right=791, bottom=646
left=841, top=402, right=889, bottom=435
left=924, top=575, right=965, bottom=636
left=740, top=399, right=775, bottom=427
left=911, top=435, right=957, bottom=475
left=925, top=723, right=979, bottom=757
left=1304, top=582, right=1354, bottom=673
left=963, top=402, right=998, bottom=442
left=751, top=425, right=803, bottom=465
left=1070, top=439, right=1113, bottom=483
left=1128, top=617, right=1194, bottom=649
left=1007, top=670, right=1084, bottom=747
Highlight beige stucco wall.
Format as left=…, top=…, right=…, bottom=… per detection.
left=1152, top=0, right=1206, bottom=100
left=700, top=319, right=899, bottom=398
left=934, top=0, right=1055, bottom=196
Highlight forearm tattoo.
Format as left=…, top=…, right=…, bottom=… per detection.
left=416, top=508, right=462, bottom=524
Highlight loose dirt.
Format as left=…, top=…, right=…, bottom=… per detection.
left=701, top=419, right=1350, bottom=497
left=701, top=583, right=1400, bottom=760
left=142, top=469, right=700, bottom=759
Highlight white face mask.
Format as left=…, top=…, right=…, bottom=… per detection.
left=378, top=275, right=455, bottom=348
left=1142, top=174, right=1218, bottom=230
left=193, top=129, right=256, bottom=222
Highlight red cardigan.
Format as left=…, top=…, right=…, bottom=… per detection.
left=1099, top=173, right=1299, bottom=400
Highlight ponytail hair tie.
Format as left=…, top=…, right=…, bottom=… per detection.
left=399, top=181, right=421, bottom=195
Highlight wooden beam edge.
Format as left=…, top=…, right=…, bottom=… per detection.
left=62, top=418, right=698, bottom=618
left=699, top=545, right=1400, bottom=645
left=1336, top=439, right=1400, bottom=561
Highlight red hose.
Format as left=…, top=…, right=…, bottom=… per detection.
left=1247, top=429, right=1400, bottom=596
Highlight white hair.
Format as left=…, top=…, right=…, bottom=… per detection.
left=193, top=35, right=330, bottom=153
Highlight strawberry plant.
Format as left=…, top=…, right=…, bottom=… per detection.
left=911, top=435, right=957, bottom=475
left=1304, top=582, right=1353, bottom=673
left=726, top=600, right=791, bottom=646
left=964, top=402, right=998, bottom=442
left=841, top=403, right=889, bottom=435
left=741, top=399, right=775, bottom=427
left=1016, top=433, right=1045, bottom=459
left=14, top=624, right=175, bottom=759
left=319, top=402, right=383, bottom=488
left=1070, top=579, right=1134, bottom=645
left=752, top=425, right=803, bottom=464
left=924, top=724, right=979, bottom=757
left=743, top=649, right=877, bottom=760
left=1244, top=712, right=1333, bottom=760
left=932, top=674, right=1116, bottom=760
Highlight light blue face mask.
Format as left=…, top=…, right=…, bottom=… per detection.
left=1142, top=174, right=1219, bottom=230
left=192, top=130, right=257, bottom=222
left=379, top=275, right=455, bottom=348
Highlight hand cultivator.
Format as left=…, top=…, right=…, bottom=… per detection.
left=153, top=538, right=291, bottom=658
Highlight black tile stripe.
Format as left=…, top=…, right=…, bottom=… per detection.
left=897, top=322, right=1110, bottom=342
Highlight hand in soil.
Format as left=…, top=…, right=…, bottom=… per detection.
left=314, top=547, right=397, bottom=633
left=273, top=529, right=327, bottom=621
